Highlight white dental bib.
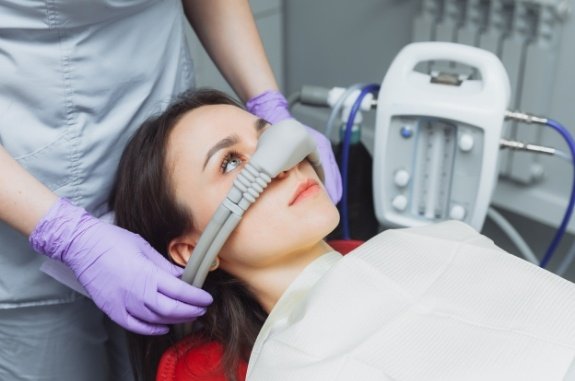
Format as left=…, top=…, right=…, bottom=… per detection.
left=247, top=221, right=575, bottom=381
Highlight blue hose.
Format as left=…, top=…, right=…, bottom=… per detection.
left=539, top=118, right=575, bottom=268
left=339, top=84, right=380, bottom=240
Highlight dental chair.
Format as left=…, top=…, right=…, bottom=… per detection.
left=327, top=239, right=364, bottom=255
left=157, top=339, right=246, bottom=381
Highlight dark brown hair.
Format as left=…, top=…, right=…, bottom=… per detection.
left=109, top=88, right=267, bottom=381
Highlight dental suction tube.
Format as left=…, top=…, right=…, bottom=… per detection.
left=181, top=119, right=323, bottom=288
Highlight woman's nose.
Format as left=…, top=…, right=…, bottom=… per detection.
left=275, top=161, right=303, bottom=180
left=276, top=169, right=289, bottom=179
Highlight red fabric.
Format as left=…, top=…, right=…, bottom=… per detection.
left=156, top=339, right=247, bottom=381
left=327, top=239, right=364, bottom=255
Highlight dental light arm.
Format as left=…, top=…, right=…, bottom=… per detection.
left=181, top=119, right=324, bottom=288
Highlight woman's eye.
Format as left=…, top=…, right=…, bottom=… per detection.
left=221, top=152, right=243, bottom=173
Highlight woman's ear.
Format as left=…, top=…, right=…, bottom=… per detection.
left=168, top=236, right=196, bottom=267
left=168, top=233, right=220, bottom=271
left=209, top=256, right=220, bottom=271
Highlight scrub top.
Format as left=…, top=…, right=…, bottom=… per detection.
left=0, top=0, right=195, bottom=307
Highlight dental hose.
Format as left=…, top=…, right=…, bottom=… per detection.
left=340, top=84, right=380, bottom=240
left=539, top=119, right=575, bottom=268
left=506, top=112, right=575, bottom=269
left=325, top=83, right=365, bottom=141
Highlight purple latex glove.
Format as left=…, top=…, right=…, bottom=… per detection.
left=247, top=90, right=342, bottom=203
left=29, top=198, right=213, bottom=335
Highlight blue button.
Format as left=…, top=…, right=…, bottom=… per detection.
left=400, top=125, right=413, bottom=138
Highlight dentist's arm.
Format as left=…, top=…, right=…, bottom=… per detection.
left=0, top=146, right=57, bottom=234
left=183, top=0, right=342, bottom=202
left=0, top=146, right=212, bottom=335
left=182, top=0, right=277, bottom=101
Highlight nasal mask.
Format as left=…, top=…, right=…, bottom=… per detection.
left=181, top=119, right=324, bottom=288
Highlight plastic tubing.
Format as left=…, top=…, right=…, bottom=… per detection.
left=325, top=83, right=365, bottom=141
left=340, top=83, right=380, bottom=240
left=538, top=118, right=575, bottom=268
left=554, top=149, right=571, bottom=163
left=487, top=206, right=538, bottom=264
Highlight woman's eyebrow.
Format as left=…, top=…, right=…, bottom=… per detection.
left=255, top=117, right=269, bottom=136
left=202, top=118, right=269, bottom=171
left=203, top=135, right=239, bottom=171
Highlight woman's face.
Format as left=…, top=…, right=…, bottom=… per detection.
left=166, top=104, right=339, bottom=279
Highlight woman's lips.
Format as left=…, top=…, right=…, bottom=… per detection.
left=289, top=179, right=320, bottom=206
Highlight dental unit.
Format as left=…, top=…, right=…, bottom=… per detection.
left=288, top=41, right=575, bottom=272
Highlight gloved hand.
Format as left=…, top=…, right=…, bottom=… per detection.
left=29, top=198, right=213, bottom=335
left=247, top=90, right=342, bottom=203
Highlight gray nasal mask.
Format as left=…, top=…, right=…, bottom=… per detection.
left=181, top=119, right=324, bottom=288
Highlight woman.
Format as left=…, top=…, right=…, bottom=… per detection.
left=111, top=89, right=575, bottom=381
left=110, top=88, right=339, bottom=380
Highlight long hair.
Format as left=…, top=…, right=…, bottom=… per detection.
left=109, top=88, right=268, bottom=381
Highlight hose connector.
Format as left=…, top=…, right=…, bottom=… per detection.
left=505, top=110, right=548, bottom=125
left=499, top=138, right=556, bottom=156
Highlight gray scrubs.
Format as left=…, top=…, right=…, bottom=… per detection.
left=0, top=1, right=195, bottom=379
